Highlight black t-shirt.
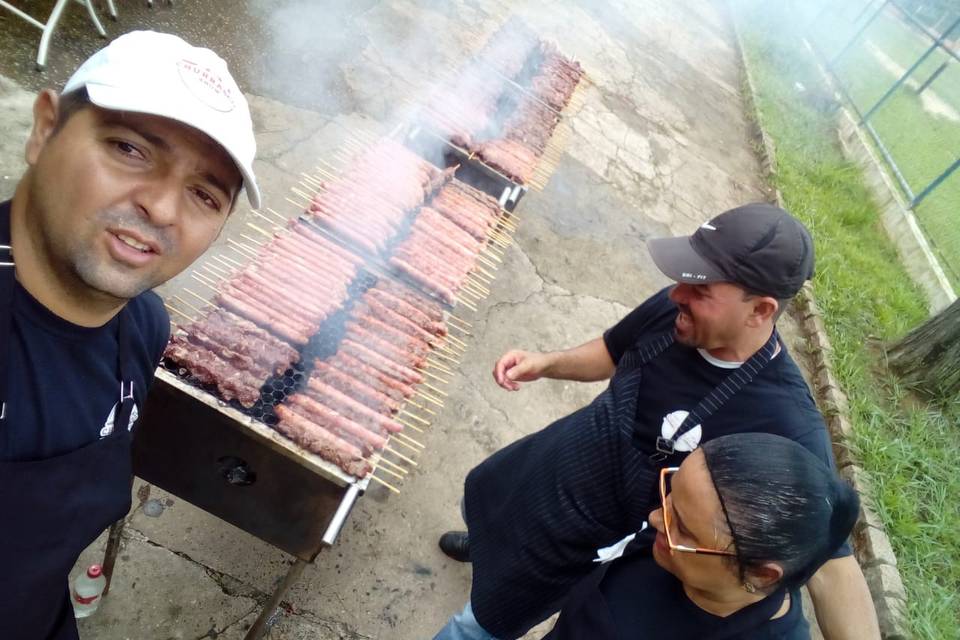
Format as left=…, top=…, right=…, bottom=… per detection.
left=603, top=287, right=850, bottom=559
left=0, top=201, right=169, bottom=462
left=546, top=530, right=810, bottom=640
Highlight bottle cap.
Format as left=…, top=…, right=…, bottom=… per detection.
left=87, top=565, right=103, bottom=578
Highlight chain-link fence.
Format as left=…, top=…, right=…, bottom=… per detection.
left=801, top=0, right=960, bottom=289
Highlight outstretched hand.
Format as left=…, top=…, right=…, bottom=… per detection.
left=492, top=350, right=548, bottom=391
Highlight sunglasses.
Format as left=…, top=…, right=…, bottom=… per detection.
left=659, top=467, right=737, bottom=557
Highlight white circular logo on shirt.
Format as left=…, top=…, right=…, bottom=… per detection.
left=661, top=410, right=702, bottom=452
left=100, top=402, right=140, bottom=438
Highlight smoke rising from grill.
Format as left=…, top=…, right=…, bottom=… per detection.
left=165, top=1, right=585, bottom=481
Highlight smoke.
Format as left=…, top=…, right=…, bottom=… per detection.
left=242, top=0, right=591, bottom=166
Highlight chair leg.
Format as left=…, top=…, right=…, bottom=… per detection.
left=79, top=0, right=107, bottom=38
left=36, top=0, right=71, bottom=70
left=106, top=0, right=118, bottom=20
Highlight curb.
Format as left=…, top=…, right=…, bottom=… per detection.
left=729, top=10, right=910, bottom=639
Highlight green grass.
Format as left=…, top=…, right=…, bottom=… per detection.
left=808, top=5, right=960, bottom=288
left=734, top=3, right=960, bottom=637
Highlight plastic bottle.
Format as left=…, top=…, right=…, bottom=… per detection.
left=71, top=565, right=107, bottom=618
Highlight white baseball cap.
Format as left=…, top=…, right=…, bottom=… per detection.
left=63, top=30, right=261, bottom=209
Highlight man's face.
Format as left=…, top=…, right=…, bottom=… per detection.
left=648, top=450, right=740, bottom=592
left=24, top=95, right=241, bottom=301
left=667, top=282, right=757, bottom=351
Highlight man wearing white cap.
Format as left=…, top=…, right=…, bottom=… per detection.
left=0, top=31, right=259, bottom=638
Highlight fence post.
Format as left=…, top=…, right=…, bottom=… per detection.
left=859, top=14, right=960, bottom=124
left=828, top=0, right=890, bottom=69
left=853, top=0, right=885, bottom=27
left=911, top=158, right=960, bottom=208
left=916, top=60, right=950, bottom=95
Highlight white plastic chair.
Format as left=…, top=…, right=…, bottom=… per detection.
left=104, top=1, right=175, bottom=19
left=0, top=0, right=109, bottom=70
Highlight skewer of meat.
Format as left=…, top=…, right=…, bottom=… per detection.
left=189, top=309, right=299, bottom=373
left=310, top=206, right=382, bottom=255
left=366, top=287, right=447, bottom=336
left=360, top=295, right=442, bottom=344
left=215, top=289, right=312, bottom=345
left=181, top=329, right=261, bottom=376
left=389, top=255, right=457, bottom=305
left=389, top=255, right=458, bottom=304
left=306, top=378, right=403, bottom=434
left=349, top=310, right=432, bottom=359
left=164, top=338, right=263, bottom=408
left=273, top=405, right=371, bottom=478
left=341, top=338, right=423, bottom=386
left=376, top=279, right=445, bottom=322
left=343, top=325, right=426, bottom=377
left=329, top=351, right=415, bottom=402
left=221, top=280, right=321, bottom=332
left=286, top=393, right=386, bottom=452
left=312, top=359, right=402, bottom=415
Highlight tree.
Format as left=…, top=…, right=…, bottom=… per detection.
left=887, top=297, right=960, bottom=398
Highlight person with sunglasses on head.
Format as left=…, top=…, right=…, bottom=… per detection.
left=0, top=31, right=259, bottom=639
left=435, top=204, right=878, bottom=640
left=545, top=433, right=860, bottom=640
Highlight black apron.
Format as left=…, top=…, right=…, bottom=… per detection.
left=0, top=206, right=136, bottom=640
left=464, top=331, right=780, bottom=639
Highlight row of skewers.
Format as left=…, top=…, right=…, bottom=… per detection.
left=421, top=18, right=586, bottom=188
left=290, top=135, right=514, bottom=311
left=163, top=135, right=518, bottom=491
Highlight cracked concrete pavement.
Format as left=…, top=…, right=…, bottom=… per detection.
left=0, top=1, right=826, bottom=638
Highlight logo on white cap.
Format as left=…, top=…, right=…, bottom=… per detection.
left=176, top=59, right=235, bottom=113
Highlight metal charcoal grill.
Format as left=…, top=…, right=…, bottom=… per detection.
left=101, top=367, right=366, bottom=639
left=106, top=261, right=433, bottom=639
left=94, top=18, right=583, bottom=635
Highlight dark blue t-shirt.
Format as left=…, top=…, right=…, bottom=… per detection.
left=546, top=530, right=810, bottom=640
left=0, top=203, right=169, bottom=462
left=604, top=287, right=851, bottom=559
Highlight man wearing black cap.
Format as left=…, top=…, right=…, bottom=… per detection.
left=434, top=204, right=879, bottom=640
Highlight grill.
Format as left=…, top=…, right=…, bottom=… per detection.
left=101, top=17, right=586, bottom=640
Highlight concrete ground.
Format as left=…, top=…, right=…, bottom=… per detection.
left=1, top=1, right=822, bottom=638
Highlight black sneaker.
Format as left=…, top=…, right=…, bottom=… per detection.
left=438, top=530, right=471, bottom=562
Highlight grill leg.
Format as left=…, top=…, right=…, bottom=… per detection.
left=244, top=557, right=309, bottom=640
left=101, top=519, right=125, bottom=596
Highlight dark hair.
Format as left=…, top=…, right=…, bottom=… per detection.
left=52, top=87, right=92, bottom=134
left=702, top=433, right=859, bottom=590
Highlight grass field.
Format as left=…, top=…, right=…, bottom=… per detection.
left=807, top=4, right=960, bottom=289
left=733, top=2, right=960, bottom=637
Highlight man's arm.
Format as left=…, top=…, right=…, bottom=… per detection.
left=492, top=337, right=615, bottom=391
left=806, top=556, right=880, bottom=640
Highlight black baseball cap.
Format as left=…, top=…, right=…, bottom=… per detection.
left=647, top=203, right=815, bottom=299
